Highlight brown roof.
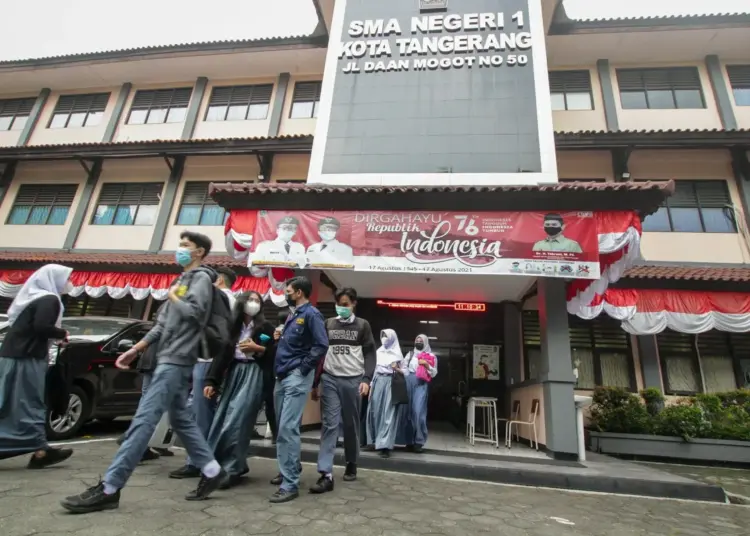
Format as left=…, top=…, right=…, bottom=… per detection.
left=624, top=265, right=750, bottom=282
left=209, top=180, right=675, bottom=214
left=0, top=251, right=243, bottom=269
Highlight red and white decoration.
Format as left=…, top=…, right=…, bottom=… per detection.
left=225, top=209, right=295, bottom=306
left=566, top=211, right=642, bottom=318
left=580, top=288, right=750, bottom=334
left=0, top=270, right=272, bottom=302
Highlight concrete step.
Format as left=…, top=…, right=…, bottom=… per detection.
left=250, top=441, right=727, bottom=503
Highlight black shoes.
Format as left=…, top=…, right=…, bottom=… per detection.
left=270, top=463, right=302, bottom=486
left=309, top=475, right=334, bottom=494
left=219, top=474, right=243, bottom=490
left=343, top=463, right=357, bottom=482
left=413, top=445, right=424, bottom=453
left=379, top=449, right=390, bottom=459
left=169, top=465, right=201, bottom=479
left=27, top=447, right=73, bottom=469
left=140, top=448, right=160, bottom=462
left=270, top=488, right=299, bottom=503
left=153, top=448, right=174, bottom=457
left=61, top=482, right=120, bottom=513
left=185, top=469, right=227, bottom=501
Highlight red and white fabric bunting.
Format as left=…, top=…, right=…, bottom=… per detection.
left=0, top=270, right=272, bottom=302
left=566, top=211, right=642, bottom=317
left=580, top=288, right=750, bottom=334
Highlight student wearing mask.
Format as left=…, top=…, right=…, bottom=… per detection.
left=0, top=264, right=73, bottom=467
left=61, top=231, right=226, bottom=513
left=309, top=287, right=376, bottom=493
left=398, top=334, right=438, bottom=453
left=170, top=266, right=237, bottom=479
left=366, top=329, right=404, bottom=459
left=201, top=291, right=274, bottom=490
left=268, top=276, right=328, bottom=503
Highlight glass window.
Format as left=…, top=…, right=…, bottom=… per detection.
left=702, top=356, right=738, bottom=394
left=91, top=183, right=162, bottom=226
left=206, top=105, right=226, bottom=121
left=663, top=356, right=701, bottom=393
left=550, top=93, right=566, bottom=111
left=646, top=90, right=674, bottom=109
left=127, top=88, right=192, bottom=125
left=175, top=182, right=229, bottom=226
left=734, top=88, right=750, bottom=106
left=47, top=93, right=110, bottom=129
left=290, top=81, right=322, bottom=119
left=291, top=101, right=315, bottom=119
left=571, top=348, right=595, bottom=389
left=49, top=113, right=69, bottom=128
left=616, top=68, right=704, bottom=110
left=620, top=91, right=647, bottom=109
left=0, top=117, right=12, bottom=130
left=642, top=207, right=671, bottom=232
left=128, top=109, right=148, bottom=125
left=0, top=97, right=35, bottom=132
left=669, top=207, right=703, bottom=232
left=565, top=92, right=593, bottom=110
left=6, top=184, right=76, bottom=225
left=674, top=89, right=703, bottom=109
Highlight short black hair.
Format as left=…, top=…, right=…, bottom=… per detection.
left=180, top=230, right=212, bottom=257
left=544, top=213, right=563, bottom=224
left=286, top=276, right=312, bottom=298
left=215, top=266, right=237, bottom=288
left=335, top=287, right=358, bottom=304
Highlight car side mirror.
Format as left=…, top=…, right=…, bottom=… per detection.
left=117, top=339, right=135, bottom=352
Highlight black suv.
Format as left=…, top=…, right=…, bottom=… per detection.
left=44, top=316, right=153, bottom=440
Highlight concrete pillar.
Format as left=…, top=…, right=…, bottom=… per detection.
left=103, top=82, right=132, bottom=142
left=267, top=73, right=290, bottom=137
left=537, top=278, right=578, bottom=460
left=148, top=156, right=185, bottom=253
left=596, top=59, right=620, bottom=132
left=705, top=55, right=738, bottom=130
left=502, top=302, right=523, bottom=415
left=0, top=160, right=18, bottom=210
left=63, top=159, right=103, bottom=250
left=637, top=335, right=663, bottom=390
left=17, top=88, right=50, bottom=146
left=181, top=77, right=208, bottom=140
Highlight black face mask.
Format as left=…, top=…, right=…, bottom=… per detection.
left=544, top=226, right=561, bottom=237
left=285, top=293, right=297, bottom=307
left=415, top=342, right=424, bottom=351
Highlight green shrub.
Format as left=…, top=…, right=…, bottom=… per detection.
left=640, top=387, right=665, bottom=417
left=654, top=403, right=710, bottom=441
left=590, top=387, right=651, bottom=434
left=707, top=405, right=750, bottom=441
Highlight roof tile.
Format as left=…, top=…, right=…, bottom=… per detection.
left=624, top=265, right=750, bottom=282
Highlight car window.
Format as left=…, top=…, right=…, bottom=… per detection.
left=61, top=318, right=134, bottom=342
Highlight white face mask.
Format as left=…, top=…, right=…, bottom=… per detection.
left=381, top=337, right=388, bottom=347
left=244, top=301, right=261, bottom=317
left=62, top=281, right=74, bottom=295
left=277, top=230, right=295, bottom=243
left=318, top=230, right=336, bottom=242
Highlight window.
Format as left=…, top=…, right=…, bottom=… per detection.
left=127, top=88, right=192, bottom=125
left=616, top=67, right=705, bottom=110
left=523, top=311, right=634, bottom=390
left=91, top=182, right=162, bottom=226
left=0, top=97, right=35, bottom=131
left=549, top=70, right=593, bottom=111
left=656, top=330, right=747, bottom=395
left=176, top=182, right=228, bottom=226
left=727, top=65, right=750, bottom=107
left=49, top=93, right=110, bottom=128
left=641, top=180, right=735, bottom=233
left=205, top=84, right=273, bottom=122
left=290, top=81, right=322, bottom=119
left=7, top=184, right=78, bottom=225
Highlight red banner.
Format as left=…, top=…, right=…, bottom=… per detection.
left=249, top=210, right=600, bottom=279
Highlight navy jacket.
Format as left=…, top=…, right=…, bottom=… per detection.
left=274, top=302, right=328, bottom=378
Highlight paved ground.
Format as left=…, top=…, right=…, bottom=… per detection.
left=641, top=462, right=750, bottom=501
left=1, top=440, right=749, bottom=536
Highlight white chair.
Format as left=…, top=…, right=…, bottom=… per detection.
left=507, top=398, right=540, bottom=450
left=497, top=400, right=520, bottom=449
left=467, top=397, right=499, bottom=447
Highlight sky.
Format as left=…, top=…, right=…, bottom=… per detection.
left=0, top=0, right=747, bottom=62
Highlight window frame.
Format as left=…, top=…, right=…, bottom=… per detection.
left=548, top=70, right=594, bottom=111
left=0, top=97, right=36, bottom=131
left=640, top=180, right=736, bottom=233
left=204, top=84, right=274, bottom=122
left=616, top=67, right=706, bottom=110
left=126, top=88, right=193, bottom=125
left=48, top=93, right=110, bottom=129
left=726, top=64, right=750, bottom=107
left=656, top=330, right=745, bottom=395
left=521, top=311, right=637, bottom=391
left=90, top=182, right=163, bottom=226
left=289, top=81, right=322, bottom=119
left=175, top=181, right=230, bottom=226
left=6, top=184, right=78, bottom=225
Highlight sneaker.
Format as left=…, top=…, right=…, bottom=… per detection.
left=185, top=469, right=227, bottom=501
left=153, top=448, right=174, bottom=457
left=379, top=449, right=390, bottom=459
left=270, top=488, right=299, bottom=503
left=270, top=473, right=283, bottom=486
left=343, top=463, right=357, bottom=482
left=169, top=465, right=201, bottom=479
left=60, top=482, right=120, bottom=514
left=27, top=448, right=73, bottom=469
left=140, top=448, right=160, bottom=462
left=309, top=474, right=334, bottom=494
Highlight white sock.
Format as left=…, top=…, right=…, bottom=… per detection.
left=202, top=460, right=221, bottom=478
left=103, top=483, right=118, bottom=495
left=325, top=473, right=333, bottom=480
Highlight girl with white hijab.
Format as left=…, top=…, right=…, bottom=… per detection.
left=396, top=334, right=437, bottom=453
left=365, top=329, right=404, bottom=458
left=0, top=264, right=74, bottom=467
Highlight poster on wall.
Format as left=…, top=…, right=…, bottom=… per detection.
left=473, top=345, right=500, bottom=380
left=308, top=0, right=557, bottom=186
left=248, top=209, right=600, bottom=279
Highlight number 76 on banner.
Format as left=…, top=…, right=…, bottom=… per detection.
left=453, top=215, right=479, bottom=236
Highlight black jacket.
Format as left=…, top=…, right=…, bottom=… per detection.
left=0, top=295, right=66, bottom=360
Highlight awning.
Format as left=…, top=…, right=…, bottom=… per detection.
left=0, top=270, right=271, bottom=301
left=225, top=208, right=643, bottom=318
left=580, top=288, right=750, bottom=334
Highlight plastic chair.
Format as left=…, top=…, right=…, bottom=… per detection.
left=507, top=398, right=540, bottom=450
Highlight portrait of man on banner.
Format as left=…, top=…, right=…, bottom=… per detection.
left=250, top=215, right=307, bottom=268
left=306, top=216, right=354, bottom=269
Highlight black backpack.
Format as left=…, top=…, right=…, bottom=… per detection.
left=203, top=286, right=233, bottom=359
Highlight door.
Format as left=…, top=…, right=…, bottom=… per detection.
left=97, top=324, right=149, bottom=410
left=426, top=347, right=469, bottom=430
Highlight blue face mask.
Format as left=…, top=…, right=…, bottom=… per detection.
left=336, top=305, right=353, bottom=319
left=175, top=247, right=193, bottom=267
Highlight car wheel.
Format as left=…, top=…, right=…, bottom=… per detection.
left=46, top=385, right=90, bottom=441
